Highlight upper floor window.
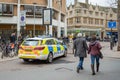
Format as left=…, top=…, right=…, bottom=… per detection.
left=76, top=17, right=81, bottom=23
left=110, top=14, right=113, bottom=17
left=83, top=17, right=87, bottom=23
left=101, top=12, right=103, bottom=16
left=69, top=11, right=73, bottom=15
left=61, top=14, right=65, bottom=22
left=89, top=11, right=93, bottom=15
left=95, top=19, right=99, bottom=25
left=52, top=10, right=58, bottom=20
left=0, top=4, right=2, bottom=15
left=95, top=12, right=99, bottom=16
left=100, top=19, right=104, bottom=25
left=0, top=4, right=13, bottom=16
left=24, top=5, right=33, bottom=16
left=24, top=5, right=45, bottom=18
left=84, top=10, right=86, bottom=14
left=76, top=9, right=81, bottom=14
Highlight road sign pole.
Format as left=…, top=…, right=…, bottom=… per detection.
left=110, top=28, right=113, bottom=50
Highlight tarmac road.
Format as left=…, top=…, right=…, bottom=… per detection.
left=0, top=42, right=120, bottom=80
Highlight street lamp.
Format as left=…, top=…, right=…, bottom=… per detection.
left=33, top=3, right=37, bottom=37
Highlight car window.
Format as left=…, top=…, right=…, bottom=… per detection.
left=22, top=40, right=39, bottom=46
left=45, top=39, right=56, bottom=45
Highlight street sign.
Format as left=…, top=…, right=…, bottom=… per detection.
left=43, top=8, right=52, bottom=25
left=108, top=21, right=116, bottom=28
left=20, top=11, right=26, bottom=26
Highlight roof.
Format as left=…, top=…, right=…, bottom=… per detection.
left=25, top=37, right=57, bottom=41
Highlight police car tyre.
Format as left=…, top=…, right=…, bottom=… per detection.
left=23, top=59, right=29, bottom=62
left=63, top=50, right=67, bottom=57
left=47, top=53, right=53, bottom=63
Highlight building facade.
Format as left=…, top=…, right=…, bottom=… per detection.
left=0, top=0, right=67, bottom=39
left=67, top=0, right=117, bottom=39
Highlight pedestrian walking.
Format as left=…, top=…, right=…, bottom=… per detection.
left=88, top=35, right=102, bottom=75
left=73, top=33, right=88, bottom=73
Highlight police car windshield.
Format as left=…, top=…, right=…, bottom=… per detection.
left=22, top=40, right=40, bottom=46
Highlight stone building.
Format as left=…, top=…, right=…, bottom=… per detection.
left=67, top=0, right=117, bottom=40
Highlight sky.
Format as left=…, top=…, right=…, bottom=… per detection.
left=66, top=0, right=115, bottom=7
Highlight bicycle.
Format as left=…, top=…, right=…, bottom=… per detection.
left=1, top=42, right=15, bottom=59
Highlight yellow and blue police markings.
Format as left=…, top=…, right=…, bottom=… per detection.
left=47, top=44, right=65, bottom=57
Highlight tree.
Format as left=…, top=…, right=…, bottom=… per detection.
left=117, top=0, right=120, bottom=51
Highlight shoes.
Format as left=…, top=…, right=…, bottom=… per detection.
left=92, top=72, right=96, bottom=75
left=76, top=68, right=80, bottom=73
left=80, top=67, right=84, bottom=70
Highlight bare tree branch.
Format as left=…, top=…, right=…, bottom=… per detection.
left=107, top=0, right=118, bottom=7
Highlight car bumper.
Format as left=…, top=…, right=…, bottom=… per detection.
left=18, top=54, right=48, bottom=60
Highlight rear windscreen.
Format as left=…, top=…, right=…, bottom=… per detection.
left=22, top=40, right=40, bottom=46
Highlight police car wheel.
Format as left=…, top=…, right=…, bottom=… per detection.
left=63, top=50, right=67, bottom=57
left=47, top=53, right=53, bottom=63
left=23, top=59, right=29, bottom=62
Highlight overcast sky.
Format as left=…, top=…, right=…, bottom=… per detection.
left=66, top=0, right=115, bottom=7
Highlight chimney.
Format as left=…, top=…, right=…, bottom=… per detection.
left=86, top=0, right=88, bottom=4
left=74, top=0, right=78, bottom=5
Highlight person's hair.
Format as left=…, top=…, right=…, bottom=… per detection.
left=77, top=33, right=82, bottom=37
left=91, top=35, right=96, bottom=41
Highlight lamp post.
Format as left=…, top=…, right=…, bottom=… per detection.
left=17, top=0, right=20, bottom=40
left=33, top=3, right=37, bottom=37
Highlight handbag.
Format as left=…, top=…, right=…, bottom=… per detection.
left=98, top=51, right=103, bottom=59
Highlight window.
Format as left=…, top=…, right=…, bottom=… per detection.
left=23, top=40, right=39, bottom=46
left=24, top=5, right=33, bottom=16
left=110, top=14, right=113, bottom=17
left=101, top=12, right=103, bottom=16
left=61, top=14, right=65, bottom=22
left=76, top=9, right=81, bottom=14
left=45, top=39, right=55, bottom=45
left=52, top=10, right=58, bottom=19
left=2, top=4, right=13, bottom=16
left=100, top=19, right=103, bottom=25
left=95, top=12, right=99, bottom=16
left=35, top=6, right=45, bottom=17
left=89, top=18, right=93, bottom=24
left=89, top=11, right=93, bottom=15
left=0, top=4, right=2, bottom=15
left=69, top=18, right=73, bottom=24
left=83, top=17, right=87, bottom=23
left=69, top=11, right=72, bottom=15
left=76, top=17, right=81, bottom=23
left=95, top=19, right=99, bottom=25
left=24, top=5, right=45, bottom=17
left=84, top=10, right=86, bottom=14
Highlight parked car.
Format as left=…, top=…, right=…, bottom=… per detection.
left=18, top=37, right=67, bottom=63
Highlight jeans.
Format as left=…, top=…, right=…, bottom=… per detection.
left=77, top=57, right=84, bottom=69
left=91, top=54, right=100, bottom=65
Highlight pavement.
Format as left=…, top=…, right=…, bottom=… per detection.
left=67, top=42, right=120, bottom=58
left=0, top=42, right=120, bottom=62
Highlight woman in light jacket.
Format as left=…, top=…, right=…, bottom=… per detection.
left=88, top=35, right=102, bottom=75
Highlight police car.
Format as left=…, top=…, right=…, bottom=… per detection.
left=18, top=37, right=67, bottom=63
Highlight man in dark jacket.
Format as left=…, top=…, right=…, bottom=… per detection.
left=73, top=33, right=88, bottom=73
